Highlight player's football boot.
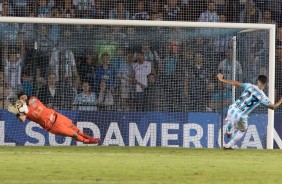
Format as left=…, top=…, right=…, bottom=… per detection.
left=223, top=146, right=234, bottom=150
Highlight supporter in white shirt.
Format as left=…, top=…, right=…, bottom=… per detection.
left=49, top=47, right=78, bottom=83
left=2, top=38, right=25, bottom=89
left=133, top=51, right=151, bottom=93
left=73, top=81, right=97, bottom=111
left=198, top=1, right=219, bottom=22
left=132, top=50, right=151, bottom=111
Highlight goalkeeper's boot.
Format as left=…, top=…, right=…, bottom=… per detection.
left=226, top=122, right=233, bottom=139
left=82, top=133, right=98, bottom=142
left=88, top=137, right=101, bottom=144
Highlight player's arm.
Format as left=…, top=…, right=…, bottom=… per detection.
left=217, top=73, right=242, bottom=88
left=268, top=97, right=282, bottom=110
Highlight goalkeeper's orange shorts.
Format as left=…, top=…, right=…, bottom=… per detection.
left=48, top=113, right=76, bottom=137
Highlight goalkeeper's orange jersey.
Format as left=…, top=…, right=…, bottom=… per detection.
left=25, top=96, right=57, bottom=130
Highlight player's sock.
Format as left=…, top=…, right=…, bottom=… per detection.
left=226, top=121, right=233, bottom=138
left=226, top=122, right=232, bottom=133
left=226, top=130, right=245, bottom=148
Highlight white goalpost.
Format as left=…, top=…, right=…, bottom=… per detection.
left=0, top=17, right=276, bottom=149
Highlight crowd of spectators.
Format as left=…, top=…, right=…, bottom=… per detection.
left=0, top=0, right=281, bottom=23
left=0, top=0, right=281, bottom=113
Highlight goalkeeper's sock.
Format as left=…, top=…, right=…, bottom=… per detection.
left=71, top=125, right=100, bottom=144
left=75, top=135, right=90, bottom=143
left=71, top=125, right=81, bottom=134
left=82, top=133, right=94, bottom=140
left=71, top=125, right=88, bottom=138
left=226, top=130, right=245, bottom=148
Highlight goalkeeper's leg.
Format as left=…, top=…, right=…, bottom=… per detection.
left=72, top=132, right=95, bottom=144
left=70, top=124, right=88, bottom=138
left=49, top=125, right=94, bottom=143
left=70, top=124, right=100, bottom=143
left=49, top=114, right=100, bottom=144
left=50, top=125, right=99, bottom=144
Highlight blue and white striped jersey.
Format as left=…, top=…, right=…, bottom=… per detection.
left=228, top=83, right=271, bottom=120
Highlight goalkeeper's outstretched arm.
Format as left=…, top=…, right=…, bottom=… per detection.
left=7, top=100, right=27, bottom=122
left=7, top=104, right=27, bottom=122
left=217, top=73, right=242, bottom=88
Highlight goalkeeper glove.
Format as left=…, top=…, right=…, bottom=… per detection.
left=15, top=100, right=29, bottom=114
left=7, top=104, right=19, bottom=115
left=7, top=100, right=28, bottom=116
left=15, top=99, right=24, bottom=108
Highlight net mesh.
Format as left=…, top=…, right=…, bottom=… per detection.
left=0, top=21, right=271, bottom=148
left=0, top=0, right=278, bottom=148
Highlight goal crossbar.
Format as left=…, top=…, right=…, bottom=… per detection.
left=0, top=17, right=276, bottom=29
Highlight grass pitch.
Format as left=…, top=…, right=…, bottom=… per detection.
left=0, top=147, right=281, bottom=184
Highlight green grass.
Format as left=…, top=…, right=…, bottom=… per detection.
left=0, top=147, right=281, bottom=184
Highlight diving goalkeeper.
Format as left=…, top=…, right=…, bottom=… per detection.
left=8, top=92, right=100, bottom=144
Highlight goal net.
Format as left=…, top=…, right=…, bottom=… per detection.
left=0, top=17, right=275, bottom=148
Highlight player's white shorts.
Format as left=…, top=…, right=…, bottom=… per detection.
left=225, top=105, right=248, bottom=132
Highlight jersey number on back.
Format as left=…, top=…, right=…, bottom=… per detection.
left=239, top=90, right=259, bottom=108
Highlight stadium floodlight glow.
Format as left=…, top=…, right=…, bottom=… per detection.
left=0, top=17, right=276, bottom=149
